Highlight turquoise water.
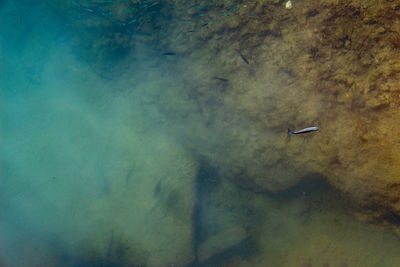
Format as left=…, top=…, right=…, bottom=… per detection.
left=2, top=1, right=400, bottom=266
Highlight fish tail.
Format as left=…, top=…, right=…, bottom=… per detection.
left=287, top=128, right=294, bottom=135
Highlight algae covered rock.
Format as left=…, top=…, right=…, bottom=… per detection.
left=153, top=0, right=400, bottom=226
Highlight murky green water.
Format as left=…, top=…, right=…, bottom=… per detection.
left=2, top=1, right=400, bottom=266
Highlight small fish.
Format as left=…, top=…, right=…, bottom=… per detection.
left=162, top=52, right=176, bottom=56
left=287, top=126, right=319, bottom=135
left=214, top=77, right=228, bottom=82
left=153, top=180, right=162, bottom=197
left=236, top=50, right=249, bottom=64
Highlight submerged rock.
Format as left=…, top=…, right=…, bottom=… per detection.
left=153, top=0, right=400, bottom=229
left=197, top=226, right=248, bottom=262
left=192, top=172, right=256, bottom=265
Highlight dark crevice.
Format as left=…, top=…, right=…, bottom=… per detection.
left=189, top=159, right=219, bottom=265
left=234, top=172, right=334, bottom=202
left=188, top=163, right=336, bottom=266
left=383, top=210, right=400, bottom=225
left=189, top=159, right=221, bottom=265
left=268, top=173, right=332, bottom=201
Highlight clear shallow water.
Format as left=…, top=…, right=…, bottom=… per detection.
left=2, top=1, right=400, bottom=267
